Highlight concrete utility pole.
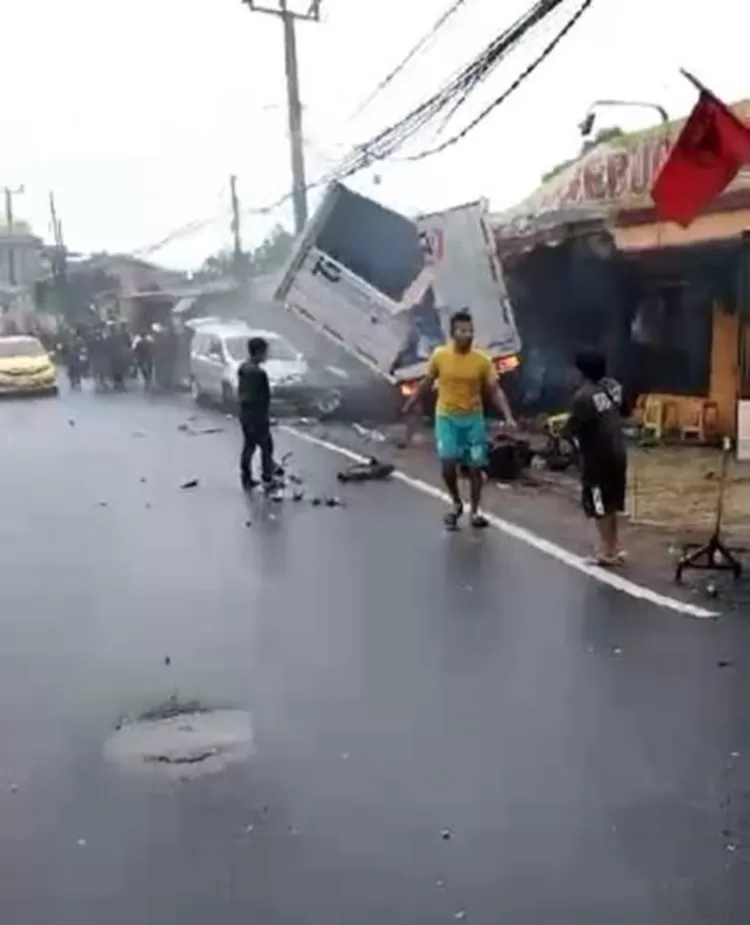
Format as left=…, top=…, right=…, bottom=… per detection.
left=229, top=174, right=244, bottom=278
left=49, top=192, right=68, bottom=316
left=242, top=0, right=321, bottom=233
left=3, top=185, right=24, bottom=286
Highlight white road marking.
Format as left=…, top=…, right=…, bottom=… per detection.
left=325, top=366, right=350, bottom=380
left=280, top=425, right=719, bottom=620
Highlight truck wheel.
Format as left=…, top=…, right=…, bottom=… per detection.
left=316, top=388, right=342, bottom=418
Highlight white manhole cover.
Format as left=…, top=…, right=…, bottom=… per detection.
left=104, top=708, right=254, bottom=779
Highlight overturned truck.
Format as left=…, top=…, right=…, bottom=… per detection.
left=273, top=182, right=521, bottom=408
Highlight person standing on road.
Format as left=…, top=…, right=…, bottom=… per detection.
left=564, top=349, right=630, bottom=566
left=132, top=331, right=154, bottom=389
left=238, top=336, right=275, bottom=492
left=403, top=309, right=516, bottom=530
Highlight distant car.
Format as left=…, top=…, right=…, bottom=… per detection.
left=189, top=322, right=309, bottom=409
left=0, top=336, right=58, bottom=396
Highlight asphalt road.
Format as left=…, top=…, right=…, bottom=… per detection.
left=1, top=387, right=749, bottom=924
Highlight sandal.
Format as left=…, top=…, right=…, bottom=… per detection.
left=470, top=512, right=490, bottom=529
left=585, top=554, right=623, bottom=568
left=443, top=503, right=463, bottom=531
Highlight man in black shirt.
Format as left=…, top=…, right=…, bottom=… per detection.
left=238, top=336, right=274, bottom=491
left=564, top=349, right=629, bottom=566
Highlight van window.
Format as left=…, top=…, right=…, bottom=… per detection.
left=207, top=338, right=224, bottom=360
left=225, top=334, right=297, bottom=362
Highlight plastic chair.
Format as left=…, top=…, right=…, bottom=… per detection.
left=641, top=396, right=665, bottom=441
left=680, top=399, right=719, bottom=443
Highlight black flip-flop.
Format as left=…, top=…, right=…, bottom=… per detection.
left=444, top=504, right=463, bottom=531
left=470, top=513, right=490, bottom=529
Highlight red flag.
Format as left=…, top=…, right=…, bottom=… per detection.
left=651, top=90, right=750, bottom=226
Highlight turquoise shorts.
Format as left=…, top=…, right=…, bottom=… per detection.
left=435, top=412, right=487, bottom=467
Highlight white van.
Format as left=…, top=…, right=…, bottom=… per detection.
left=189, top=322, right=308, bottom=407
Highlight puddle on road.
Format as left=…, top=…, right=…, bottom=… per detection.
left=104, top=707, right=254, bottom=780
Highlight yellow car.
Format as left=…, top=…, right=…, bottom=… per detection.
left=0, top=336, right=58, bottom=396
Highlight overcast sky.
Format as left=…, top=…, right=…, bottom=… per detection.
left=4, top=0, right=749, bottom=268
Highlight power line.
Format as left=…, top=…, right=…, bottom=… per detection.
left=119, top=0, right=594, bottom=259
left=404, top=0, right=594, bottom=160
left=344, top=0, right=472, bottom=125
left=332, top=0, right=579, bottom=175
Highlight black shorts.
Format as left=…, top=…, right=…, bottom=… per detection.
left=581, top=459, right=626, bottom=519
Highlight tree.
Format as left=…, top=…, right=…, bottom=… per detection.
left=198, top=249, right=235, bottom=281
left=250, top=225, right=295, bottom=275
left=541, top=126, right=625, bottom=184
left=197, top=225, right=295, bottom=281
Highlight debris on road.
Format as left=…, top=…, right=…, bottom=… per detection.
left=245, top=520, right=252, bottom=527
left=77, top=838, right=87, bottom=848
left=441, top=828, right=453, bottom=841
left=180, top=479, right=200, bottom=490
left=292, top=491, right=305, bottom=502
left=310, top=497, right=322, bottom=507
left=98, top=501, right=109, bottom=508
left=718, top=660, right=733, bottom=669
left=164, top=656, right=171, bottom=667
left=352, top=423, right=386, bottom=443
left=177, top=423, right=190, bottom=432
left=67, top=418, right=76, bottom=427
left=337, top=458, right=394, bottom=484
left=324, top=496, right=343, bottom=508
left=454, top=911, right=467, bottom=920
left=244, top=824, right=255, bottom=834
left=140, top=476, right=147, bottom=483
left=132, top=430, right=146, bottom=438
left=436, top=879, right=445, bottom=889
left=9, top=783, right=18, bottom=794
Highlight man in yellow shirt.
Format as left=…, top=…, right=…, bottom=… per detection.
left=403, top=309, right=516, bottom=529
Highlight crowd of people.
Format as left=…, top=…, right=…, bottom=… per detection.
left=56, top=322, right=183, bottom=393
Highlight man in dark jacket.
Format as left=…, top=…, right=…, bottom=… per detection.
left=238, top=336, right=274, bottom=491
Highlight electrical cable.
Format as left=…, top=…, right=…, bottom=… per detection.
left=116, top=0, right=592, bottom=257
left=344, top=0, right=472, bottom=125
left=331, top=0, right=575, bottom=174
left=403, top=0, right=593, bottom=160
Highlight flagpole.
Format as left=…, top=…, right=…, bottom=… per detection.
left=679, top=69, right=708, bottom=95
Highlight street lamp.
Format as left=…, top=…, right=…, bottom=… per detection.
left=579, top=99, right=669, bottom=138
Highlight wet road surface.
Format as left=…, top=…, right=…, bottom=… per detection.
left=1, top=388, right=749, bottom=923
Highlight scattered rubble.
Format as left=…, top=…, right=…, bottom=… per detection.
left=352, top=423, right=386, bottom=443
left=180, top=479, right=200, bottom=490
left=337, top=458, right=394, bottom=484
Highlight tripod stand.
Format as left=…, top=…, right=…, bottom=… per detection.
left=675, top=438, right=744, bottom=583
